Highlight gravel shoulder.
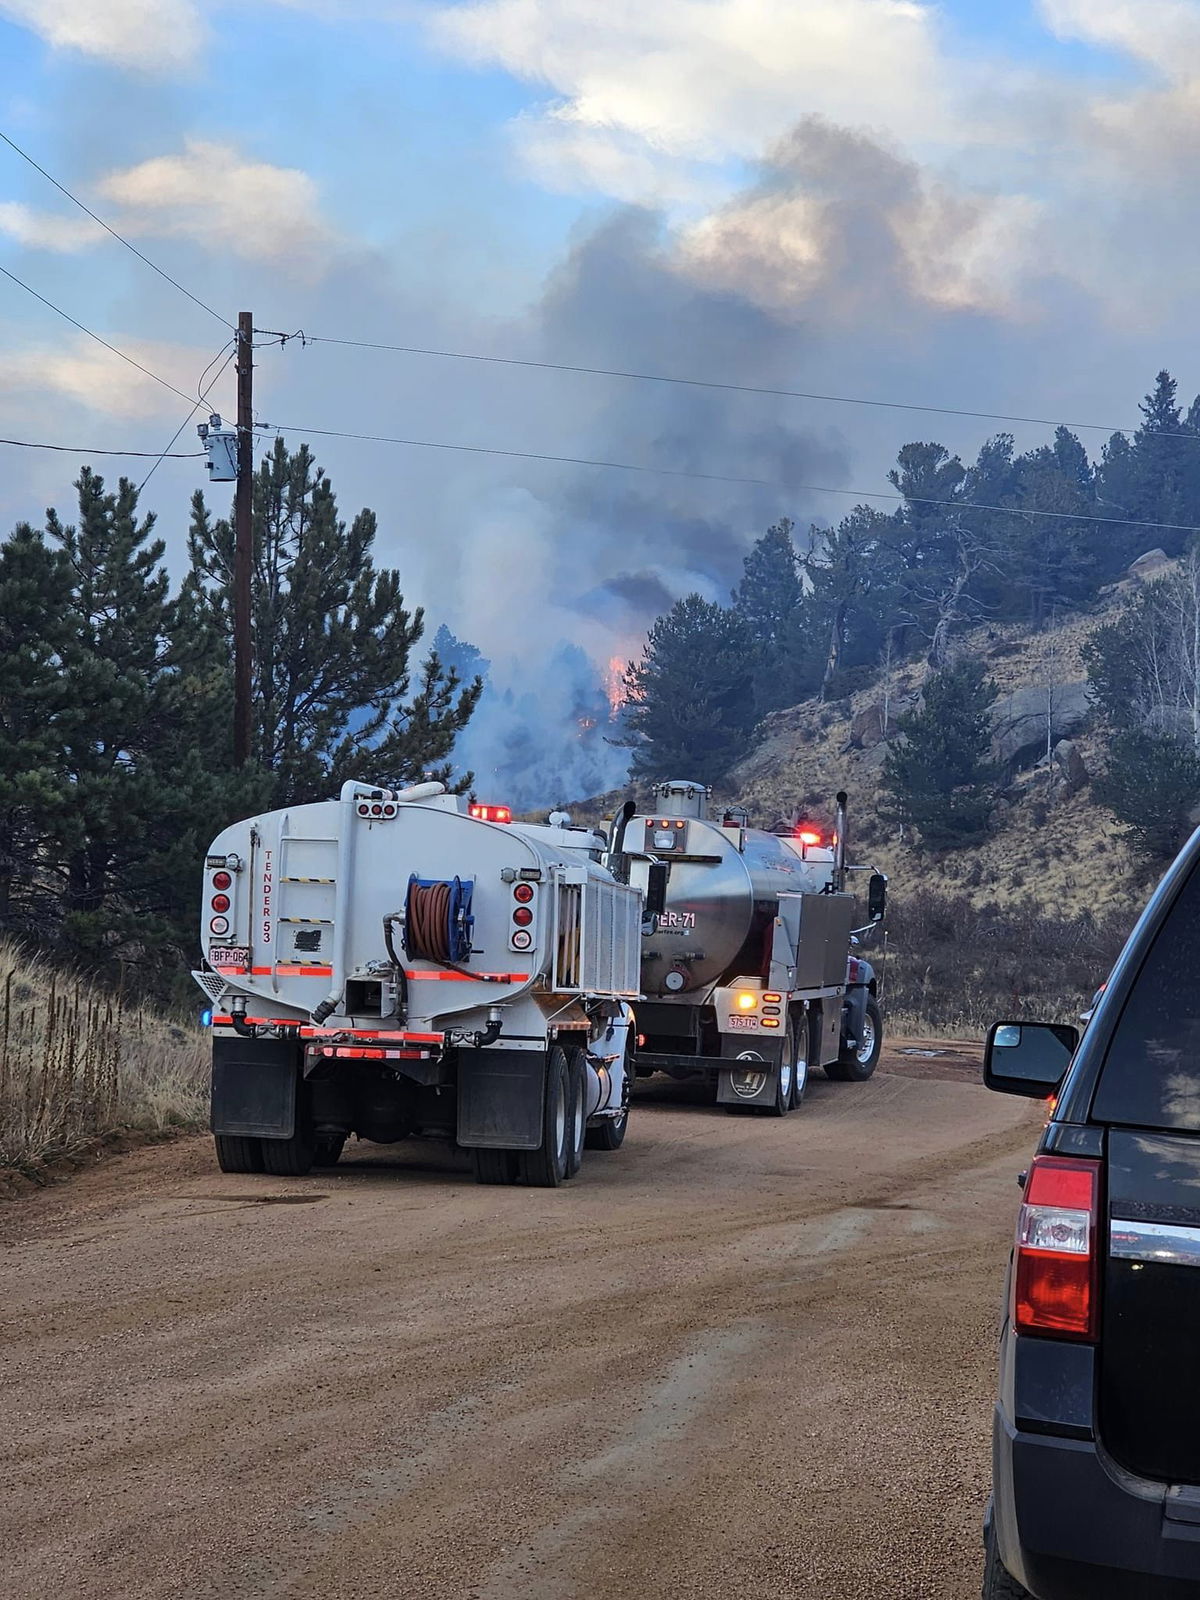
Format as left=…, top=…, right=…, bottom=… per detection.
left=0, top=1041, right=1036, bottom=1599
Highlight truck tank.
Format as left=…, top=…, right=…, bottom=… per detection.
left=631, top=780, right=837, bottom=1002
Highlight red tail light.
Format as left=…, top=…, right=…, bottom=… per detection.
left=1013, top=1155, right=1100, bottom=1341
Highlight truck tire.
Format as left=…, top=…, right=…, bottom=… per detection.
left=517, top=1045, right=572, bottom=1187
left=981, top=1526, right=1031, bottom=1599
left=313, top=1134, right=345, bottom=1167
left=827, top=994, right=883, bottom=1082
left=770, top=1055, right=793, bottom=1117
left=472, top=1148, right=519, bottom=1184
left=585, top=1111, right=628, bottom=1151
left=260, top=1126, right=315, bottom=1177
left=789, top=1015, right=809, bottom=1108
left=565, top=1047, right=587, bottom=1177
left=213, top=1134, right=263, bottom=1173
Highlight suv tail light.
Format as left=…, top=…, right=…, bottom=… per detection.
left=1013, top=1155, right=1101, bottom=1341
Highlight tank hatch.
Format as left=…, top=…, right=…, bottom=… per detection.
left=653, top=780, right=709, bottom=819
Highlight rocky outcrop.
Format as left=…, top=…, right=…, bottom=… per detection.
left=846, top=702, right=885, bottom=750
left=1053, top=738, right=1088, bottom=795
left=1127, top=548, right=1174, bottom=585
left=990, top=681, right=1091, bottom=771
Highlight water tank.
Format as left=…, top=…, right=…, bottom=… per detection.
left=631, top=783, right=836, bottom=1000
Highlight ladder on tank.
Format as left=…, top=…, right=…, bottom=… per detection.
left=269, top=812, right=339, bottom=993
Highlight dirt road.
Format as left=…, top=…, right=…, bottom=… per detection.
left=1, top=1043, right=1035, bottom=1600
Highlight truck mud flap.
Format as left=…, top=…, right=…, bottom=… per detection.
left=457, top=1047, right=546, bottom=1150
left=212, top=1038, right=297, bottom=1139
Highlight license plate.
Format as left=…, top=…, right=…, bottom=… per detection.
left=210, top=945, right=250, bottom=969
left=727, top=1014, right=758, bottom=1030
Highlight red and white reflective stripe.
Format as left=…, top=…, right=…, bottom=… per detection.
left=250, top=964, right=333, bottom=978
left=211, top=1016, right=444, bottom=1046
left=317, top=1045, right=430, bottom=1061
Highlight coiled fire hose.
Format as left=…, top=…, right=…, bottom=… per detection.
left=406, top=879, right=458, bottom=963
left=395, top=878, right=511, bottom=984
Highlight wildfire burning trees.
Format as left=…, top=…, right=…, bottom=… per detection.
left=605, top=655, right=629, bottom=714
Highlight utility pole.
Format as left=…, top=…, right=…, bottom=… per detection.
left=234, top=311, right=253, bottom=766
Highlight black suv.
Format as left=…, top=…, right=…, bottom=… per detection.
left=983, top=836, right=1200, bottom=1598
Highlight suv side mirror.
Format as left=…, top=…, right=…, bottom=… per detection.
left=984, top=1020, right=1079, bottom=1099
left=645, top=860, right=669, bottom=917
left=868, top=872, right=887, bottom=923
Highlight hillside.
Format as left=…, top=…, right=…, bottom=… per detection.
left=565, top=556, right=1175, bottom=1033
left=719, top=568, right=1162, bottom=923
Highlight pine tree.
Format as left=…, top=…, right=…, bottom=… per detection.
left=0, top=525, right=74, bottom=936
left=625, top=595, right=757, bottom=783
left=188, top=440, right=481, bottom=804
left=1005, top=429, right=1100, bottom=624
left=804, top=505, right=896, bottom=696
left=881, top=656, right=999, bottom=849
left=1093, top=730, right=1200, bottom=860
left=731, top=519, right=806, bottom=716
left=1096, top=372, right=1198, bottom=556
left=40, top=470, right=261, bottom=982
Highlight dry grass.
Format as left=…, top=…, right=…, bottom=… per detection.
left=877, top=888, right=1131, bottom=1038
left=0, top=941, right=208, bottom=1174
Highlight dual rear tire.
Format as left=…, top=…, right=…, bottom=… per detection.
left=471, top=1044, right=584, bottom=1188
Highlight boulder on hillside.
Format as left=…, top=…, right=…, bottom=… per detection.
left=1053, top=738, right=1088, bottom=794
left=990, top=681, right=1091, bottom=771
left=1128, top=548, right=1174, bottom=584
left=845, top=702, right=885, bottom=750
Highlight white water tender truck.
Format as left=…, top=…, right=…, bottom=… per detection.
left=193, top=780, right=651, bottom=1187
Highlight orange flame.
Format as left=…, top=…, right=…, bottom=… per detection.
left=605, top=656, right=628, bottom=715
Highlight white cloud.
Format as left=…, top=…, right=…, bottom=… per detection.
left=1039, top=0, right=1200, bottom=76
left=0, top=0, right=206, bottom=71
left=0, top=333, right=230, bottom=419
left=98, top=141, right=336, bottom=266
left=0, top=202, right=103, bottom=252
left=430, top=0, right=955, bottom=196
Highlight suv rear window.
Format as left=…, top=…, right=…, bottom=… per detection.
left=1093, top=860, right=1200, bottom=1130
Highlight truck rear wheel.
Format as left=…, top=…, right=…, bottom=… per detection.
left=789, top=1016, right=809, bottom=1108
left=827, top=994, right=883, bottom=1082
left=517, top=1045, right=572, bottom=1188
left=313, top=1134, right=345, bottom=1167
left=565, top=1047, right=587, bottom=1177
left=472, top=1148, right=519, bottom=1185
left=260, top=1127, right=315, bottom=1177
left=213, top=1134, right=263, bottom=1174
left=770, top=1055, right=793, bottom=1117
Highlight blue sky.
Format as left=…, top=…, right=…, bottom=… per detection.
left=2, top=0, right=1199, bottom=701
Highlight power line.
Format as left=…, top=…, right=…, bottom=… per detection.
left=254, top=419, right=774, bottom=487
left=0, top=129, right=232, bottom=329
left=296, top=332, right=1188, bottom=444
left=0, top=437, right=202, bottom=457
left=0, top=262, right=197, bottom=404
left=255, top=416, right=1200, bottom=535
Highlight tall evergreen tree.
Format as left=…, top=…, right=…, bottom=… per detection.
left=1093, top=731, right=1200, bottom=861
left=625, top=595, right=757, bottom=783
left=731, top=519, right=805, bottom=715
left=0, top=526, right=74, bottom=936
left=881, top=656, right=999, bottom=849
left=36, top=471, right=261, bottom=982
left=188, top=440, right=481, bottom=804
